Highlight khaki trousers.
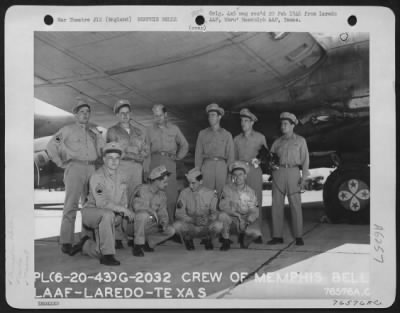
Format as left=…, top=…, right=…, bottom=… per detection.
left=173, top=220, right=223, bottom=240
left=201, top=159, right=228, bottom=196
left=271, top=168, right=303, bottom=238
left=81, top=207, right=122, bottom=257
left=61, top=162, right=95, bottom=244
left=219, top=212, right=262, bottom=241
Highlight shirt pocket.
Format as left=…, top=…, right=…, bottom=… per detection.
left=288, top=143, right=301, bottom=160
left=164, top=132, right=176, bottom=147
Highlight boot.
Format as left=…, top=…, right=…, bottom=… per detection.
left=267, top=237, right=284, bottom=245
left=61, top=243, right=72, bottom=255
left=70, top=236, right=90, bottom=256
left=143, top=242, right=154, bottom=252
left=295, top=238, right=304, bottom=246
left=133, top=244, right=144, bottom=257
left=127, top=239, right=134, bottom=247
left=204, top=238, right=214, bottom=250
left=100, top=254, right=120, bottom=266
left=115, top=240, right=124, bottom=249
left=220, top=238, right=231, bottom=251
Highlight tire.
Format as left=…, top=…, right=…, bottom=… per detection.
left=323, top=167, right=370, bottom=224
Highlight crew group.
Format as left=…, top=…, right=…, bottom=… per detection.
left=47, top=99, right=310, bottom=266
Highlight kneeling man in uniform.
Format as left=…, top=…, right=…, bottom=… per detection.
left=173, top=168, right=223, bottom=250
left=219, top=161, right=262, bottom=251
left=70, top=142, right=135, bottom=266
left=128, top=165, right=176, bottom=257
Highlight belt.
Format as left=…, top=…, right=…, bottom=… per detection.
left=121, top=157, right=140, bottom=162
left=152, top=151, right=176, bottom=159
left=70, top=159, right=97, bottom=165
left=205, top=156, right=226, bottom=162
left=240, top=160, right=257, bottom=168
left=279, top=164, right=299, bottom=169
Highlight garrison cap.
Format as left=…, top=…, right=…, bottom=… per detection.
left=114, top=99, right=131, bottom=114
left=149, top=165, right=171, bottom=181
left=72, top=100, right=90, bottom=114
left=152, top=104, right=166, bottom=113
left=206, top=103, right=224, bottom=116
left=103, top=142, right=123, bottom=156
left=240, top=108, right=258, bottom=122
left=229, top=160, right=249, bottom=174
left=185, top=168, right=202, bottom=181
left=280, top=112, right=298, bottom=125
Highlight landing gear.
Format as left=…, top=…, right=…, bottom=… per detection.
left=323, top=166, right=370, bottom=224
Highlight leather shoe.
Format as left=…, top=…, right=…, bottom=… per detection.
left=143, top=242, right=154, bottom=252
left=127, top=239, right=134, bottom=247
left=267, top=237, right=284, bottom=245
left=184, top=239, right=195, bottom=251
left=204, top=239, right=214, bottom=250
left=61, top=243, right=72, bottom=255
left=100, top=254, right=120, bottom=266
left=254, top=236, right=263, bottom=244
left=70, top=236, right=90, bottom=256
left=115, top=240, right=124, bottom=249
left=170, top=233, right=183, bottom=244
left=220, top=238, right=231, bottom=251
left=133, top=245, right=144, bottom=257
left=295, top=238, right=304, bottom=246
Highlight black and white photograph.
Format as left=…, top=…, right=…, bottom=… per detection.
left=5, top=6, right=396, bottom=308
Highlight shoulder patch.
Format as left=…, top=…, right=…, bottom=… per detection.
left=95, top=183, right=104, bottom=195
left=55, top=133, right=63, bottom=144
left=176, top=200, right=184, bottom=209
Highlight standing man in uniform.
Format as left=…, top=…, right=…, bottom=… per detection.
left=106, top=99, right=149, bottom=232
left=46, top=100, right=105, bottom=255
left=70, top=142, right=135, bottom=266
left=234, top=108, right=268, bottom=213
left=146, top=104, right=189, bottom=223
left=267, top=112, right=309, bottom=246
left=218, top=161, right=262, bottom=251
left=195, top=103, right=235, bottom=196
left=128, top=165, right=176, bottom=257
left=173, top=168, right=223, bottom=250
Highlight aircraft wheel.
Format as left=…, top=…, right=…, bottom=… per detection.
left=323, top=167, right=370, bottom=224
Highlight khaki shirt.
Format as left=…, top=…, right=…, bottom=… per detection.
left=195, top=127, right=235, bottom=167
left=176, top=186, right=218, bottom=226
left=146, top=122, right=189, bottom=160
left=131, top=184, right=169, bottom=226
left=270, top=133, right=310, bottom=177
left=46, top=122, right=104, bottom=168
left=234, top=130, right=268, bottom=162
left=107, top=123, right=149, bottom=163
left=84, top=167, right=128, bottom=211
left=219, top=184, right=259, bottom=223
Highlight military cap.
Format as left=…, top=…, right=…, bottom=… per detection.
left=229, top=160, right=249, bottom=174
left=103, top=142, right=123, bottom=156
left=185, top=168, right=202, bottom=181
left=113, top=99, right=131, bottom=114
left=206, top=103, right=224, bottom=116
left=280, top=112, right=298, bottom=125
left=149, top=165, right=171, bottom=181
left=239, top=108, right=258, bottom=122
left=152, top=104, right=166, bottom=113
left=72, top=100, right=90, bottom=114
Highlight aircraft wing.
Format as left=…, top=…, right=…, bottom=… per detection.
left=34, top=31, right=326, bottom=140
